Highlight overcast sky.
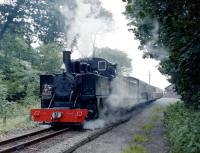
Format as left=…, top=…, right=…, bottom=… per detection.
left=95, top=0, right=170, bottom=89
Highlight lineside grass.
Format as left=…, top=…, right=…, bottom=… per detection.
left=133, top=134, right=149, bottom=143
left=150, top=113, right=160, bottom=122
left=123, top=144, right=149, bottom=153
left=0, top=116, right=37, bottom=134
left=153, top=106, right=165, bottom=113
left=0, top=100, right=39, bottom=134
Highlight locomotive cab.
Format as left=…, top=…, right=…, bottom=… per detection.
left=77, top=57, right=117, bottom=79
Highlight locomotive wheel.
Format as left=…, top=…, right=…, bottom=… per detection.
left=86, top=98, right=105, bottom=120
left=87, top=107, right=99, bottom=120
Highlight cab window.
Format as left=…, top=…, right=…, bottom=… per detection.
left=98, top=61, right=106, bottom=70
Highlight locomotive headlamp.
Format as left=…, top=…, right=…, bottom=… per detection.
left=52, top=112, right=62, bottom=119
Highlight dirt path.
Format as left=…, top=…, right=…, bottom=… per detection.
left=74, top=98, right=178, bottom=153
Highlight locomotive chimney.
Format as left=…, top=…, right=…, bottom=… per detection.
left=63, top=49, right=71, bottom=73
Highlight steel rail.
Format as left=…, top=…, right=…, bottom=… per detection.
left=0, top=128, right=71, bottom=153
left=0, top=127, right=52, bottom=146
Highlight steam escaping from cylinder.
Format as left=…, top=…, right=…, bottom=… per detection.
left=60, top=0, right=113, bottom=57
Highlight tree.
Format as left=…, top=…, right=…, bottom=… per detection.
left=94, top=47, right=133, bottom=75
left=124, top=0, right=200, bottom=107
left=0, top=0, right=68, bottom=102
left=0, top=33, right=29, bottom=64
left=36, top=43, right=63, bottom=73
left=0, top=0, right=66, bottom=45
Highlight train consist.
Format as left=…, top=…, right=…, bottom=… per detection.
left=31, top=50, right=163, bottom=126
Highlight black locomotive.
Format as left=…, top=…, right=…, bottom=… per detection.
left=31, top=50, right=117, bottom=124
left=31, top=49, right=162, bottom=125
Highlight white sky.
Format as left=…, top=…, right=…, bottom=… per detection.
left=96, top=0, right=170, bottom=89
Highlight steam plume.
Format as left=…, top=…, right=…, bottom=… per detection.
left=60, top=0, right=113, bottom=57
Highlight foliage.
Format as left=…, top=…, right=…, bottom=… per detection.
left=0, top=83, right=13, bottom=118
left=94, top=47, right=133, bottom=75
left=0, top=0, right=66, bottom=44
left=0, top=30, right=62, bottom=102
left=164, top=102, right=200, bottom=153
left=0, top=33, right=29, bottom=62
left=124, top=0, right=200, bottom=107
left=36, top=43, right=63, bottom=73
left=0, top=58, right=39, bottom=101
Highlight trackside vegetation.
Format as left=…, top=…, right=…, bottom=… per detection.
left=164, top=102, right=200, bottom=153
left=0, top=100, right=39, bottom=134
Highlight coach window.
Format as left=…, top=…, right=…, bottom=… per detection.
left=98, top=61, right=107, bottom=70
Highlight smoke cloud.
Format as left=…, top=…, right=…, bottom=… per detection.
left=83, top=77, right=139, bottom=130
left=60, top=0, right=113, bottom=57
left=143, top=20, right=169, bottom=60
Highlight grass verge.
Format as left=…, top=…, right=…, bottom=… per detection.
left=142, top=123, right=154, bottom=135
left=133, top=134, right=149, bottom=143
left=0, top=116, right=37, bottom=134
left=0, top=101, right=39, bottom=134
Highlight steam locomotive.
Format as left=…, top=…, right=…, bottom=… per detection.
left=31, top=50, right=162, bottom=126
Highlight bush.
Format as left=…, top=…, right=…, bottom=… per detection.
left=164, top=102, right=200, bottom=153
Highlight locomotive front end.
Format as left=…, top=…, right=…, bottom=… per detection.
left=31, top=50, right=88, bottom=125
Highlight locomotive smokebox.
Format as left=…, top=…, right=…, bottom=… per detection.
left=63, top=49, right=71, bottom=73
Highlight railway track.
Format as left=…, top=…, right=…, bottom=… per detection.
left=0, top=127, right=71, bottom=153
left=0, top=102, right=155, bottom=153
